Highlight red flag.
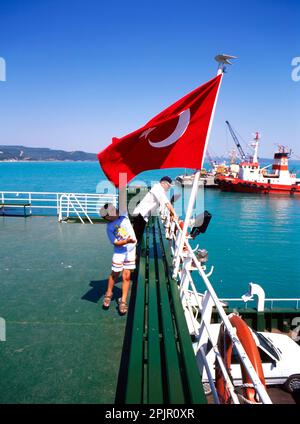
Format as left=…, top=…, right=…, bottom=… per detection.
left=98, top=74, right=222, bottom=187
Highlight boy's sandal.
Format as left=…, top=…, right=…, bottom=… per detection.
left=103, top=294, right=112, bottom=309
left=118, top=298, right=128, bottom=315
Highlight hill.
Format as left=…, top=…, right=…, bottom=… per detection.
left=0, top=145, right=97, bottom=161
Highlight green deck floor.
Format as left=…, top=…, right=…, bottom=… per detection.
left=0, top=216, right=127, bottom=404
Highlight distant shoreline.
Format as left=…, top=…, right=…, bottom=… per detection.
left=0, top=145, right=97, bottom=162
left=0, top=159, right=299, bottom=164
left=0, top=160, right=98, bottom=163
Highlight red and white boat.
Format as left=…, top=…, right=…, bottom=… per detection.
left=215, top=132, right=300, bottom=195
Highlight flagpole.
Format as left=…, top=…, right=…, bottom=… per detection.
left=172, top=54, right=236, bottom=278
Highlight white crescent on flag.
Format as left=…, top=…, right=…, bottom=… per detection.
left=140, top=109, right=191, bottom=148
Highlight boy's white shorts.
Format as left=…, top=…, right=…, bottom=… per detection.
left=112, top=248, right=136, bottom=272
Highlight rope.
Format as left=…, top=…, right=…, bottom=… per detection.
left=236, top=393, right=258, bottom=404
left=234, top=385, right=263, bottom=404
left=238, top=383, right=255, bottom=388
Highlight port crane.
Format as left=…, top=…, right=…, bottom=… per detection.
left=225, top=121, right=247, bottom=161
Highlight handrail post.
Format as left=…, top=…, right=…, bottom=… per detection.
left=29, top=192, right=32, bottom=215
left=56, top=193, right=59, bottom=215
left=179, top=256, right=192, bottom=299
left=196, top=291, right=214, bottom=353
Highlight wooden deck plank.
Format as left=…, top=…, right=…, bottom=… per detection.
left=147, top=222, right=164, bottom=403
left=154, top=224, right=186, bottom=403
left=157, top=219, right=207, bottom=404
left=124, top=233, right=147, bottom=404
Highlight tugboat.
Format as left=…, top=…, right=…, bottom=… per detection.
left=216, top=130, right=300, bottom=195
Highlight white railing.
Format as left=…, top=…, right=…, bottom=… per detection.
left=0, top=191, right=118, bottom=223
left=160, top=209, right=273, bottom=404
left=58, top=192, right=118, bottom=223
left=221, top=298, right=300, bottom=310
left=58, top=194, right=94, bottom=224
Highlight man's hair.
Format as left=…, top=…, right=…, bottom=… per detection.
left=160, top=176, right=172, bottom=184
left=99, top=202, right=117, bottom=218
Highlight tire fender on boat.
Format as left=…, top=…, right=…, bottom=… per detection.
left=215, top=313, right=266, bottom=404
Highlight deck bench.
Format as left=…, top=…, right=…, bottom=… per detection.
left=0, top=203, right=32, bottom=217
left=116, top=217, right=207, bottom=404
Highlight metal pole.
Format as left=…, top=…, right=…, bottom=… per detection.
left=173, top=67, right=224, bottom=278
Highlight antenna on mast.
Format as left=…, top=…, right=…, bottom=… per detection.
left=250, top=131, right=260, bottom=163
left=215, top=54, right=237, bottom=74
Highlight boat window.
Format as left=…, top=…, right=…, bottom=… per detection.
left=258, top=348, right=275, bottom=363
left=253, top=331, right=280, bottom=361
left=230, top=333, right=280, bottom=364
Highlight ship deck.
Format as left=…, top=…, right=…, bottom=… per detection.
left=1, top=216, right=299, bottom=405
left=0, top=216, right=127, bottom=403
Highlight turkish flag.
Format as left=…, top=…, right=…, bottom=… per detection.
left=98, top=74, right=222, bottom=187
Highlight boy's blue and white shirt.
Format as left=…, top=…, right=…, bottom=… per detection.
left=106, top=213, right=136, bottom=253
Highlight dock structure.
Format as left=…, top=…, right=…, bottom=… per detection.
left=175, top=174, right=218, bottom=188
left=116, top=218, right=207, bottom=404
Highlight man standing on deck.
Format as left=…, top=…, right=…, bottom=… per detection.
left=132, top=176, right=177, bottom=243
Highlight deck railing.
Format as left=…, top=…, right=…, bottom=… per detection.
left=160, top=208, right=273, bottom=404
left=0, top=191, right=118, bottom=222
left=221, top=298, right=300, bottom=310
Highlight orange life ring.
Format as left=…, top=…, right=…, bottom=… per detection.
left=215, top=314, right=266, bottom=404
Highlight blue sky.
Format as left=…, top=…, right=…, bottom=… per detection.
left=0, top=0, right=299, bottom=158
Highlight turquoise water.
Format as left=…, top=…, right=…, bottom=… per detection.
left=0, top=161, right=186, bottom=193
left=1, top=161, right=300, bottom=299
left=199, top=189, right=300, bottom=299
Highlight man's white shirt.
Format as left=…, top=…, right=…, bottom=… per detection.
left=133, top=183, right=170, bottom=221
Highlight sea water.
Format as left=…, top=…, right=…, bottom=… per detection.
left=0, top=161, right=299, bottom=299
